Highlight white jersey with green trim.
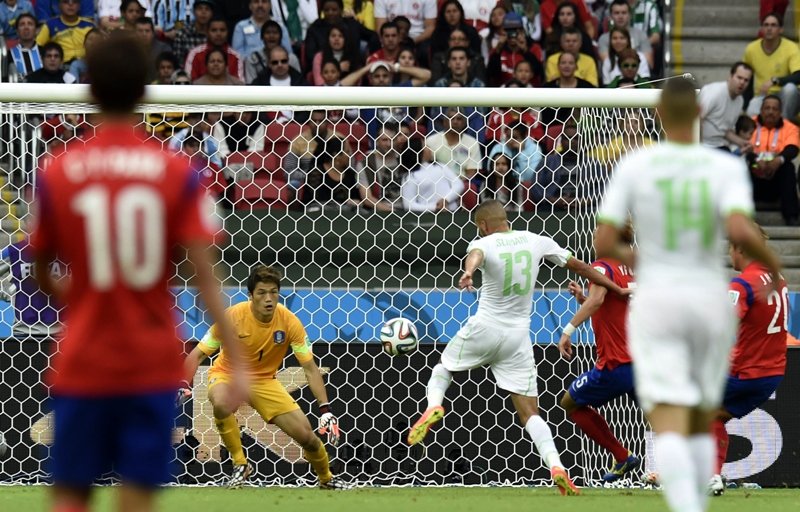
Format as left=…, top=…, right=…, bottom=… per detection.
left=468, top=230, right=571, bottom=327
left=597, top=142, right=754, bottom=289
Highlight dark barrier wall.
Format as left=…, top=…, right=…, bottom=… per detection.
left=1, top=340, right=798, bottom=487
left=221, top=210, right=578, bottom=289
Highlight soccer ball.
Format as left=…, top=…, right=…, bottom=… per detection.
left=380, top=317, right=418, bottom=356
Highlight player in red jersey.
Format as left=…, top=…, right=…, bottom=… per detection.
left=709, top=225, right=788, bottom=496
left=558, top=226, right=640, bottom=482
left=30, top=32, right=242, bottom=512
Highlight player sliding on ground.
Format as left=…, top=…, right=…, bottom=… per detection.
left=558, top=224, right=640, bottom=483
left=184, top=265, right=352, bottom=490
left=594, top=77, right=782, bottom=512
left=408, top=200, right=632, bottom=496
left=708, top=225, right=788, bottom=496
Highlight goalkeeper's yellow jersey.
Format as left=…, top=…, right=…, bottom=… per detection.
left=198, top=301, right=313, bottom=379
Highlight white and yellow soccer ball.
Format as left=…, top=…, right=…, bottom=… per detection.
left=380, top=317, right=418, bottom=356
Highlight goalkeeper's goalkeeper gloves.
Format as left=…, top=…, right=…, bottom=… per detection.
left=176, top=380, right=192, bottom=407
left=317, top=403, right=341, bottom=446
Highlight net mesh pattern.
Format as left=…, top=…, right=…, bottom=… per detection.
left=0, top=100, right=661, bottom=487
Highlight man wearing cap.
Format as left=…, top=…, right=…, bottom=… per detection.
left=173, top=0, right=214, bottom=63
left=342, top=60, right=431, bottom=137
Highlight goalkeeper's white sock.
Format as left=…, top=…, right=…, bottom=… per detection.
left=525, top=415, right=562, bottom=469
left=689, top=434, right=715, bottom=510
left=426, top=364, right=452, bottom=409
left=655, top=432, right=703, bottom=512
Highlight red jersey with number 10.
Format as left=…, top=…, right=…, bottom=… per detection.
left=589, top=258, right=634, bottom=370
left=29, top=123, right=217, bottom=396
left=729, top=262, right=788, bottom=379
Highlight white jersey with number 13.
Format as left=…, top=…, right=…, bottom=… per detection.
left=468, top=231, right=571, bottom=328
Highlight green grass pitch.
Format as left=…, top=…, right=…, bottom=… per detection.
left=2, top=486, right=799, bottom=512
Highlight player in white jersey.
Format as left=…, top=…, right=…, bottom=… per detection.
left=594, top=78, right=781, bottom=512
left=408, top=200, right=632, bottom=496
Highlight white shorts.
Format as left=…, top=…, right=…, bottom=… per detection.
left=627, top=287, right=736, bottom=413
left=441, top=317, right=539, bottom=397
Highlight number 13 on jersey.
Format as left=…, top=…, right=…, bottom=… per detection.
left=500, top=250, right=533, bottom=296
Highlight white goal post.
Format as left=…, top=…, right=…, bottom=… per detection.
left=0, top=84, right=665, bottom=487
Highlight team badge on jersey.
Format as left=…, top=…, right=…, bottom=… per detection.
left=274, top=331, right=286, bottom=345
left=729, top=290, right=740, bottom=306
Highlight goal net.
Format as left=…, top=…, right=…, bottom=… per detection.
left=0, top=85, right=662, bottom=487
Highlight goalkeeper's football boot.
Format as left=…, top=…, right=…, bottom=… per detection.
left=551, top=466, right=580, bottom=496
left=709, top=474, right=725, bottom=496
left=602, top=452, right=641, bottom=482
left=228, top=462, right=253, bottom=489
left=407, top=405, right=445, bottom=446
left=319, top=475, right=355, bottom=490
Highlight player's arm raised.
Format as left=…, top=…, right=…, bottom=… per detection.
left=565, top=256, right=629, bottom=296
left=559, top=284, right=608, bottom=360
left=458, top=248, right=484, bottom=291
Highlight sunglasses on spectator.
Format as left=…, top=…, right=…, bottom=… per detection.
left=174, top=80, right=191, bottom=85
left=621, top=62, right=638, bottom=69
left=61, top=0, right=79, bottom=3
left=271, top=59, right=288, bottom=65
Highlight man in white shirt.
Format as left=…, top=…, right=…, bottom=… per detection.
left=400, top=162, right=464, bottom=212
left=425, top=107, right=481, bottom=179
left=698, top=61, right=753, bottom=151
left=594, top=77, right=781, bottom=512
left=408, top=200, right=630, bottom=496
left=375, top=0, right=436, bottom=44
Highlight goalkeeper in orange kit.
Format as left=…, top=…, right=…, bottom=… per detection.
left=183, top=265, right=351, bottom=489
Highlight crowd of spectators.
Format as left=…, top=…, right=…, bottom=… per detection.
left=2, top=0, right=667, bottom=213
left=698, top=9, right=800, bottom=226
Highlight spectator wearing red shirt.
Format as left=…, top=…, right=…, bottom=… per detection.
left=367, top=20, right=400, bottom=64
left=185, top=17, right=244, bottom=82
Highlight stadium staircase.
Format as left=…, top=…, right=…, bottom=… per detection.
left=674, top=0, right=800, bottom=287
left=676, top=0, right=797, bottom=85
